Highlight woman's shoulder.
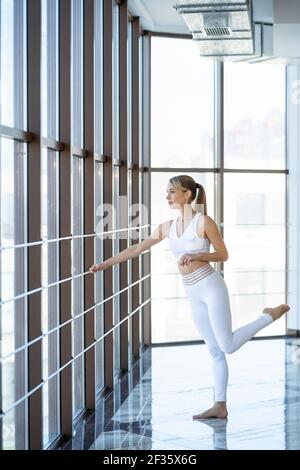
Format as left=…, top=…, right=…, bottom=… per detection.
left=195, top=214, right=215, bottom=238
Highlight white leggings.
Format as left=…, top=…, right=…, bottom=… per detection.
left=183, top=267, right=273, bottom=402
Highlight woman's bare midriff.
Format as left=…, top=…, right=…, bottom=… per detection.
left=177, top=259, right=210, bottom=276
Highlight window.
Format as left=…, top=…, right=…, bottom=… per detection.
left=151, top=37, right=214, bottom=169
left=0, top=0, right=27, bottom=449
left=94, top=0, right=104, bottom=394
left=224, top=63, right=286, bottom=170
left=112, top=0, right=121, bottom=376
left=71, top=0, right=85, bottom=417
left=223, top=173, right=286, bottom=336
left=151, top=38, right=287, bottom=344
left=41, top=0, right=60, bottom=447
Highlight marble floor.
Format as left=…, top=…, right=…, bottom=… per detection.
left=58, top=338, right=300, bottom=450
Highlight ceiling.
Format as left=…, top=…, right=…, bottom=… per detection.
left=127, top=0, right=274, bottom=35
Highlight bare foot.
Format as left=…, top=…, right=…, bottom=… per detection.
left=193, top=402, right=228, bottom=420
left=263, top=304, right=290, bottom=321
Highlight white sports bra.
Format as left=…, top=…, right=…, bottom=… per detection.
left=168, top=212, right=211, bottom=262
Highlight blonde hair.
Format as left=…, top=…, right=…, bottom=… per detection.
left=169, top=175, right=207, bottom=215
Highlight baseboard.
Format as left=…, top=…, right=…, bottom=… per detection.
left=287, top=328, right=300, bottom=337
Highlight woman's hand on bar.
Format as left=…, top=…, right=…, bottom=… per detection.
left=89, top=261, right=109, bottom=273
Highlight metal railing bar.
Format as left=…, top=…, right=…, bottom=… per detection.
left=0, top=250, right=150, bottom=306
left=0, top=298, right=151, bottom=418
left=0, top=274, right=151, bottom=361
left=0, top=224, right=150, bottom=251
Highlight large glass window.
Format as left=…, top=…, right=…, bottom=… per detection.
left=94, top=0, right=104, bottom=394
left=127, top=20, right=133, bottom=363
left=223, top=173, right=286, bottom=336
left=0, top=0, right=27, bottom=128
left=41, top=0, right=60, bottom=447
left=224, top=63, right=286, bottom=169
left=112, top=1, right=120, bottom=376
left=1, top=139, right=27, bottom=449
left=151, top=37, right=214, bottom=169
left=71, top=0, right=85, bottom=417
left=151, top=38, right=287, bottom=344
left=0, top=0, right=27, bottom=449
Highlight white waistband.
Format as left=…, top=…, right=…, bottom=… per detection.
left=182, top=264, right=215, bottom=285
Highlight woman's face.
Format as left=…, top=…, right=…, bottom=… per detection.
left=166, top=183, right=191, bottom=209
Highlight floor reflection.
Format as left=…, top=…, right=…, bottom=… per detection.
left=57, top=338, right=300, bottom=450
left=193, top=419, right=228, bottom=450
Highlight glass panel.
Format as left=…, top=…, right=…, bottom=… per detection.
left=127, top=21, right=132, bottom=167
left=112, top=1, right=120, bottom=376
left=224, top=63, right=286, bottom=169
left=0, top=0, right=27, bottom=128
left=224, top=173, right=286, bottom=336
left=151, top=172, right=214, bottom=343
left=1, top=138, right=27, bottom=449
left=95, top=163, right=104, bottom=392
left=71, top=0, right=85, bottom=416
left=113, top=167, right=120, bottom=374
left=41, top=0, right=60, bottom=447
left=1, top=404, right=27, bottom=450
left=151, top=37, right=214, bottom=168
left=151, top=299, right=202, bottom=343
left=72, top=156, right=85, bottom=417
left=41, top=0, right=59, bottom=140
left=71, top=0, right=84, bottom=148
left=41, top=148, right=60, bottom=447
left=94, top=0, right=104, bottom=393
left=127, top=21, right=133, bottom=363
left=94, top=0, right=103, bottom=156
left=127, top=170, right=133, bottom=364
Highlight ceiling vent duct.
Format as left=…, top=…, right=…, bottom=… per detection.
left=174, top=0, right=256, bottom=58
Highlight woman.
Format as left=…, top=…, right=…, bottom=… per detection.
left=89, top=174, right=290, bottom=420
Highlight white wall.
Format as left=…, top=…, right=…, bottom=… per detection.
left=287, top=66, right=300, bottom=333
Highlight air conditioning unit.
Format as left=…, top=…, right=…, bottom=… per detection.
left=174, top=0, right=300, bottom=64
left=174, top=0, right=258, bottom=58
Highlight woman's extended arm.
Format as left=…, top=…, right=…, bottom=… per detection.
left=180, top=216, right=228, bottom=266
left=89, top=220, right=171, bottom=273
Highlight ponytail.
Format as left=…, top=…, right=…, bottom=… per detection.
left=195, top=183, right=207, bottom=215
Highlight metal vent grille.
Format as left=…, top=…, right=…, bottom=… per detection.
left=204, top=27, right=231, bottom=36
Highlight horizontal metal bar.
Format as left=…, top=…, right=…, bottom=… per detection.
left=1, top=270, right=87, bottom=306
left=128, top=163, right=136, bottom=170
left=71, top=146, right=87, bottom=158
left=152, top=224, right=289, bottom=230
left=95, top=153, right=107, bottom=163
left=150, top=167, right=218, bottom=173
left=0, top=224, right=151, bottom=251
left=113, top=159, right=122, bottom=166
left=0, top=298, right=151, bottom=418
left=0, top=125, right=33, bottom=143
left=150, top=167, right=288, bottom=174
left=152, top=293, right=289, bottom=301
left=0, top=248, right=151, bottom=306
left=220, top=223, right=289, bottom=226
left=0, top=273, right=152, bottom=361
left=146, top=31, right=192, bottom=39
left=41, top=137, right=65, bottom=151
left=223, top=168, right=288, bottom=174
